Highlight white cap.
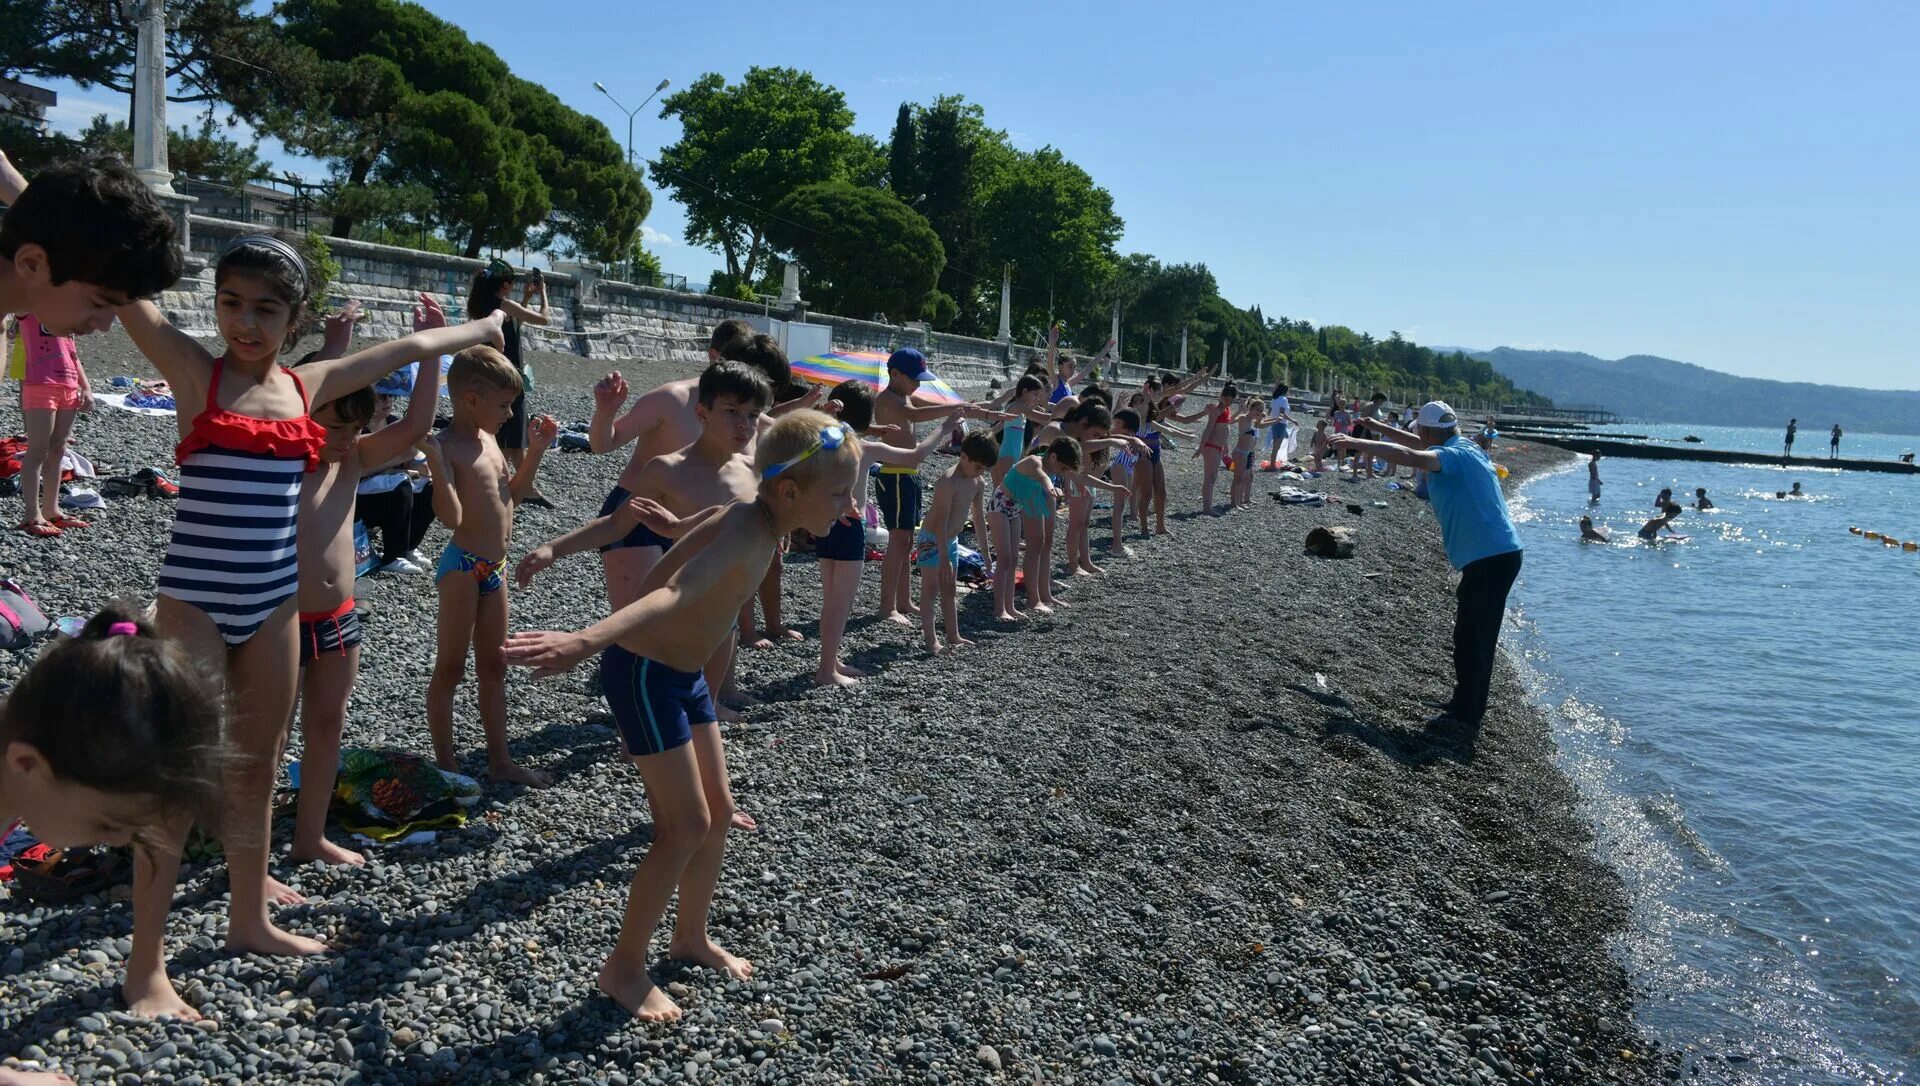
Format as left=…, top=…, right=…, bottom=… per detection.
left=1417, top=400, right=1459, bottom=429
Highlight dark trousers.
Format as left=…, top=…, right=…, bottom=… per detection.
left=1451, top=549, right=1523, bottom=726
left=356, top=483, right=438, bottom=564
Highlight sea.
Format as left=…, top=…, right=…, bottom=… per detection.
left=1505, top=424, right=1918, bottom=1083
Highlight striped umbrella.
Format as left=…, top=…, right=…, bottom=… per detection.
left=791, top=350, right=964, bottom=405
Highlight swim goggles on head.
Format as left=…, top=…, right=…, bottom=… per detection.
left=762, top=424, right=847, bottom=480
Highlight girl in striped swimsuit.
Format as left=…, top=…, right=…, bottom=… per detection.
left=113, top=234, right=505, bottom=1021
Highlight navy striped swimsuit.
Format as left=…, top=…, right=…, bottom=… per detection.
left=156, top=359, right=324, bottom=645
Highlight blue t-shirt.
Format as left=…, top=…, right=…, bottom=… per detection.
left=1049, top=379, right=1070, bottom=405
left=1426, top=435, right=1522, bottom=569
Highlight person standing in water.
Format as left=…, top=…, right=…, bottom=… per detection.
left=1829, top=423, right=1842, bottom=460
left=1587, top=452, right=1603, bottom=502
left=1784, top=418, right=1797, bottom=460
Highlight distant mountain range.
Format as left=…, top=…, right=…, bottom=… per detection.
left=1463, top=348, right=1920, bottom=434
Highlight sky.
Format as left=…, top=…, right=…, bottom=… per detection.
left=27, top=0, right=1920, bottom=389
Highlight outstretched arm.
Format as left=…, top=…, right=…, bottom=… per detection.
left=592, top=379, right=670, bottom=454
left=1330, top=435, right=1440, bottom=472
left=509, top=416, right=557, bottom=503
left=0, top=146, right=25, bottom=203
left=356, top=351, right=443, bottom=467
left=304, top=303, right=503, bottom=405
left=865, top=415, right=962, bottom=468
left=114, top=299, right=217, bottom=390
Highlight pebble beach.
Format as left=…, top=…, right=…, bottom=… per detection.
left=0, top=330, right=1666, bottom=1084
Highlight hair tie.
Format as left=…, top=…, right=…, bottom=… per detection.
left=105, top=621, right=140, bottom=637
left=219, top=234, right=311, bottom=299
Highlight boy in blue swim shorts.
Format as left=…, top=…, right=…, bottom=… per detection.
left=917, top=431, right=999, bottom=655
left=506, top=409, right=863, bottom=1024
left=425, top=345, right=556, bottom=789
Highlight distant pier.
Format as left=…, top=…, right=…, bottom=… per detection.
left=1520, top=434, right=1917, bottom=475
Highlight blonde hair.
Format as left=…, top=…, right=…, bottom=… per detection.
left=447, top=345, right=523, bottom=396
left=756, top=409, right=861, bottom=489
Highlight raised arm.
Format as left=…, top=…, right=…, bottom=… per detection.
left=304, top=304, right=504, bottom=406
left=769, top=383, right=827, bottom=417
left=865, top=416, right=961, bottom=468
left=0, top=146, right=25, bottom=203
left=114, top=299, right=217, bottom=390
left=1042, top=323, right=1061, bottom=386
left=499, top=277, right=550, bottom=326
left=592, top=377, right=672, bottom=454
left=1330, top=434, right=1440, bottom=472
left=509, top=416, right=556, bottom=503
left=356, top=351, right=443, bottom=467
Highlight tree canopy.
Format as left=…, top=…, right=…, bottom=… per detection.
left=766, top=182, right=945, bottom=322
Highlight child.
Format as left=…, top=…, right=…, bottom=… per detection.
left=0, top=152, right=180, bottom=339
left=504, top=409, right=862, bottom=1023
left=287, top=298, right=448, bottom=867
left=465, top=260, right=550, bottom=501
left=985, top=376, right=1051, bottom=620
left=1654, top=487, right=1673, bottom=510
left=810, top=379, right=958, bottom=685
left=1229, top=395, right=1272, bottom=508
left=1789, top=481, right=1804, bottom=497
left=1638, top=502, right=1686, bottom=542
left=1310, top=418, right=1332, bottom=473
left=1587, top=452, right=1603, bottom=502
left=1134, top=369, right=1209, bottom=536
left=1058, top=402, right=1140, bottom=576
left=426, top=345, right=557, bottom=789
left=0, top=605, right=227, bottom=1086
left=518, top=362, right=768, bottom=721
left=9, top=312, right=92, bottom=537
left=1579, top=516, right=1610, bottom=543
left=1110, top=406, right=1145, bottom=557
left=1264, top=382, right=1296, bottom=469
left=116, top=234, right=504, bottom=1018
left=916, top=432, right=1000, bottom=654
left=1693, top=487, right=1714, bottom=511
left=1184, top=382, right=1239, bottom=513
left=872, top=348, right=969, bottom=625
left=994, top=436, right=1081, bottom=615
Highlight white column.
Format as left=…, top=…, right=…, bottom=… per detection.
left=132, top=1, right=177, bottom=195
left=996, top=264, right=1011, bottom=343
left=1178, top=325, right=1188, bottom=371
left=1110, top=301, right=1121, bottom=365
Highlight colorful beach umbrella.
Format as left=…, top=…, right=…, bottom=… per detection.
left=791, top=350, right=964, bottom=405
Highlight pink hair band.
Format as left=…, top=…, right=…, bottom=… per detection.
left=106, top=622, right=140, bottom=637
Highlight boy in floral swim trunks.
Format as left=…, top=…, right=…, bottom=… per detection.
left=425, top=345, right=556, bottom=787
left=915, top=431, right=999, bottom=655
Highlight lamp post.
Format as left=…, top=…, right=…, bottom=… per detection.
left=593, top=78, right=671, bottom=167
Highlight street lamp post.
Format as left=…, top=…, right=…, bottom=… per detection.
left=593, top=78, right=671, bottom=166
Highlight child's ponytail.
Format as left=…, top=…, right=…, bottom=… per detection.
left=0, top=602, right=230, bottom=846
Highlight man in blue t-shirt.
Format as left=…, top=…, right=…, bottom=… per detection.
left=1330, top=401, right=1523, bottom=731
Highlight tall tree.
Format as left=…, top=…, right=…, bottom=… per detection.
left=1, top=0, right=255, bottom=113
left=886, top=102, right=919, bottom=203
left=651, top=67, right=880, bottom=283
left=976, top=146, right=1123, bottom=343
left=766, top=181, right=945, bottom=321
left=74, top=113, right=266, bottom=188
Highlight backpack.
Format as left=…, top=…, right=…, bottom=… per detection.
left=0, top=578, right=51, bottom=649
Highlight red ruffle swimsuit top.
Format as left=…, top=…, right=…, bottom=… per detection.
left=173, top=358, right=328, bottom=472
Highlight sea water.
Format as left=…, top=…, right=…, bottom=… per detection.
left=1506, top=427, right=1917, bottom=1083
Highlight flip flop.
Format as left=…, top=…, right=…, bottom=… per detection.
left=51, top=516, right=92, bottom=530
left=17, top=521, right=62, bottom=538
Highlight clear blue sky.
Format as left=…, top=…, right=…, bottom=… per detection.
left=32, top=0, right=1920, bottom=388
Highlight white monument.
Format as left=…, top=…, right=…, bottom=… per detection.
left=129, top=0, right=177, bottom=196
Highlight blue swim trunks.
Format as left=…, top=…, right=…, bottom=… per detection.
left=816, top=515, right=866, bottom=562
left=436, top=542, right=504, bottom=597
left=596, top=486, right=674, bottom=553
left=874, top=470, right=922, bottom=530
left=911, top=529, right=959, bottom=570
left=600, top=646, right=714, bottom=756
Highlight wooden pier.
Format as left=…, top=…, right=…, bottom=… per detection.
left=1520, top=434, right=1918, bottom=476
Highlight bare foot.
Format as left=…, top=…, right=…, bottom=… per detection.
left=926, top=640, right=945, bottom=656
left=837, top=661, right=873, bottom=678
left=813, top=667, right=859, bottom=688
left=993, top=611, right=1021, bottom=622
left=730, top=810, right=759, bottom=832
left=900, top=603, right=921, bottom=616
left=882, top=610, right=915, bottom=627
left=227, top=919, right=329, bottom=958
left=1030, top=603, right=1055, bottom=616
left=768, top=626, right=805, bottom=642
left=668, top=936, right=754, bottom=980
left=264, top=875, right=307, bottom=906
left=289, top=838, right=367, bottom=868
left=0, top=1067, right=80, bottom=1084
left=714, top=703, right=745, bottom=724
left=951, top=635, right=975, bottom=649
left=123, top=972, right=203, bottom=1021
left=597, top=962, right=681, bottom=1022
left=488, top=760, right=555, bottom=788
left=742, top=634, right=776, bottom=650
left=1077, top=562, right=1105, bottom=575
left=1110, top=545, right=1134, bottom=559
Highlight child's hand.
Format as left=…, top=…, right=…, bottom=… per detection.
left=593, top=372, right=629, bottom=412
left=792, top=383, right=826, bottom=408
left=504, top=630, right=593, bottom=678
left=627, top=496, right=678, bottom=535
left=477, top=310, right=507, bottom=349
left=412, top=293, right=446, bottom=332
left=325, top=300, right=363, bottom=344
left=529, top=414, right=559, bottom=449
left=417, top=433, right=446, bottom=465
left=515, top=545, right=556, bottom=589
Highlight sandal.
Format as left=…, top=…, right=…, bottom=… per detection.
left=50, top=516, right=91, bottom=530
left=17, top=521, right=62, bottom=538
left=10, top=846, right=129, bottom=903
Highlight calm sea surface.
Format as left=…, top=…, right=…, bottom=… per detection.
left=1507, top=424, right=1917, bottom=1083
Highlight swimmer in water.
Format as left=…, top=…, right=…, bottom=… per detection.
left=1789, top=481, right=1804, bottom=497
left=1638, top=502, right=1686, bottom=542
left=1579, top=516, right=1610, bottom=543
left=1654, top=486, right=1673, bottom=510
left=1693, top=487, right=1714, bottom=510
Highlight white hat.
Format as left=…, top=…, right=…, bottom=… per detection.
left=1416, top=401, right=1459, bottom=429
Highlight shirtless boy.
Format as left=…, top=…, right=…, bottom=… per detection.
left=425, top=346, right=556, bottom=787
left=915, top=432, right=1000, bottom=655
left=505, top=409, right=862, bottom=1023
left=872, top=348, right=969, bottom=625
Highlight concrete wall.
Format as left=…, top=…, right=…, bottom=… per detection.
left=168, top=215, right=1238, bottom=403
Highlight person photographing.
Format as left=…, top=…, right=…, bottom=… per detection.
left=1329, top=401, right=1523, bottom=733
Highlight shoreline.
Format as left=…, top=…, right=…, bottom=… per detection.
left=1, top=331, right=1664, bottom=1083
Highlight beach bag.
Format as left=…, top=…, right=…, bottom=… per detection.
left=0, top=578, right=52, bottom=649
left=353, top=521, right=377, bottom=577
